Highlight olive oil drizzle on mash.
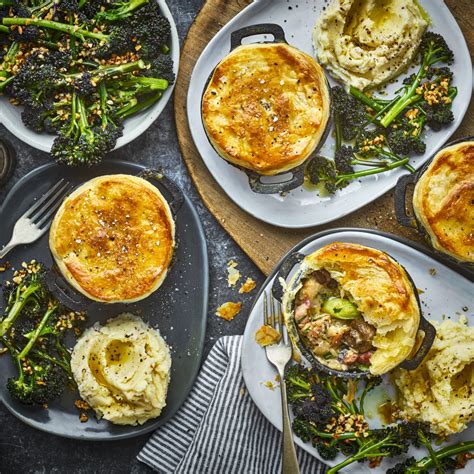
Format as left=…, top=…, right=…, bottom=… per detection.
left=71, top=313, right=171, bottom=426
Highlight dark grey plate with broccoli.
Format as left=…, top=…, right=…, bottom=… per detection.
left=0, top=160, right=209, bottom=440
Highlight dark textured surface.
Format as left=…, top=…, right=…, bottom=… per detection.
left=0, top=1, right=264, bottom=472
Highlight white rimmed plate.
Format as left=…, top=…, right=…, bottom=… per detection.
left=0, top=0, right=179, bottom=153
left=187, top=0, right=472, bottom=228
left=241, top=228, right=473, bottom=472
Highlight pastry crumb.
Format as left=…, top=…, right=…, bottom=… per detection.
left=75, top=399, right=91, bottom=410
left=227, top=260, right=241, bottom=287
left=255, top=325, right=281, bottom=347
left=262, top=380, right=278, bottom=391
left=216, top=301, right=242, bottom=321
left=79, top=413, right=89, bottom=423
left=239, top=277, right=256, bottom=294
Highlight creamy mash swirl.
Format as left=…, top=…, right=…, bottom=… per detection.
left=393, top=317, right=474, bottom=436
left=313, top=0, right=429, bottom=89
left=71, top=313, right=171, bottom=426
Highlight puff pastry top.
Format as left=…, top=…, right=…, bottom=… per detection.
left=49, top=175, right=175, bottom=303
left=202, top=43, right=330, bottom=175
left=283, top=242, right=421, bottom=375
left=413, top=141, right=474, bottom=263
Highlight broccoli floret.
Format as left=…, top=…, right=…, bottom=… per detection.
left=421, top=102, right=454, bottom=131
left=0, top=269, right=45, bottom=338
left=95, top=0, right=149, bottom=21
left=21, top=100, right=59, bottom=133
left=292, top=418, right=314, bottom=444
left=6, top=49, right=68, bottom=107
left=332, top=86, right=368, bottom=144
left=316, top=441, right=338, bottom=461
left=386, top=457, right=416, bottom=474
left=143, top=53, right=175, bottom=84
left=285, top=365, right=313, bottom=401
left=386, top=117, right=426, bottom=155
left=72, top=71, right=96, bottom=97
left=305, top=155, right=338, bottom=193
left=334, top=145, right=355, bottom=174
left=2, top=1, right=40, bottom=43
left=56, top=0, right=80, bottom=15
left=293, top=384, right=335, bottom=429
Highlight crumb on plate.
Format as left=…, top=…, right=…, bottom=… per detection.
left=216, top=301, right=242, bottom=321
left=239, top=277, right=256, bottom=294
left=227, top=260, right=241, bottom=287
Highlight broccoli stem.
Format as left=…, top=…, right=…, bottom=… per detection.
left=336, top=157, right=409, bottom=186
left=418, top=430, right=444, bottom=473
left=2, top=17, right=108, bottom=41
left=119, top=76, right=169, bottom=91
left=0, top=282, right=42, bottom=337
left=0, top=42, right=19, bottom=90
left=117, top=91, right=162, bottom=118
left=327, top=436, right=392, bottom=474
left=349, top=86, right=386, bottom=113
left=18, top=305, right=58, bottom=359
left=406, top=441, right=474, bottom=473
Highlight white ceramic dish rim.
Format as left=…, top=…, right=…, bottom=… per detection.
left=241, top=228, right=473, bottom=470
left=0, top=0, right=180, bottom=153
left=187, top=0, right=472, bottom=229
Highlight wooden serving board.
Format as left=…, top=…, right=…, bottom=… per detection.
left=174, top=0, right=473, bottom=276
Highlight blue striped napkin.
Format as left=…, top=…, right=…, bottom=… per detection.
left=138, top=335, right=326, bottom=473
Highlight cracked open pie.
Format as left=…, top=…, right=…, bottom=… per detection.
left=201, top=42, right=330, bottom=176
left=282, top=242, right=423, bottom=376
left=49, top=174, right=175, bottom=303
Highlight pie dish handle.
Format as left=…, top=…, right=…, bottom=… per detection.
left=398, top=317, right=436, bottom=370
left=394, top=173, right=417, bottom=228
left=138, top=168, right=184, bottom=216
left=271, top=251, right=306, bottom=302
left=247, top=167, right=305, bottom=194
left=230, top=23, right=287, bottom=51
left=44, top=267, right=92, bottom=312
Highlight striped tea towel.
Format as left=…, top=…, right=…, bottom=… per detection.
left=138, top=335, right=326, bottom=474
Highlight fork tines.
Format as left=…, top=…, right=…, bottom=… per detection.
left=23, top=179, right=71, bottom=228
left=264, top=291, right=289, bottom=344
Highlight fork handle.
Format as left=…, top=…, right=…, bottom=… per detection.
left=0, top=241, right=15, bottom=259
left=279, top=374, right=301, bottom=474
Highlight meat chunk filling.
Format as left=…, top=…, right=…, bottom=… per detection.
left=294, top=271, right=376, bottom=370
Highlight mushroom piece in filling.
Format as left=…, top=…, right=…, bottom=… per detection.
left=294, top=269, right=376, bottom=371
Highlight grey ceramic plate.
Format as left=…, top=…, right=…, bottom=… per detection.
left=0, top=161, right=208, bottom=440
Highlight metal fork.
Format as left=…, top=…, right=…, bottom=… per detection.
left=0, top=179, right=71, bottom=259
left=264, top=292, right=301, bottom=474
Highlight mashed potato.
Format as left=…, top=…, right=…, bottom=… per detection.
left=393, top=316, right=474, bottom=436
left=71, top=313, right=171, bottom=426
